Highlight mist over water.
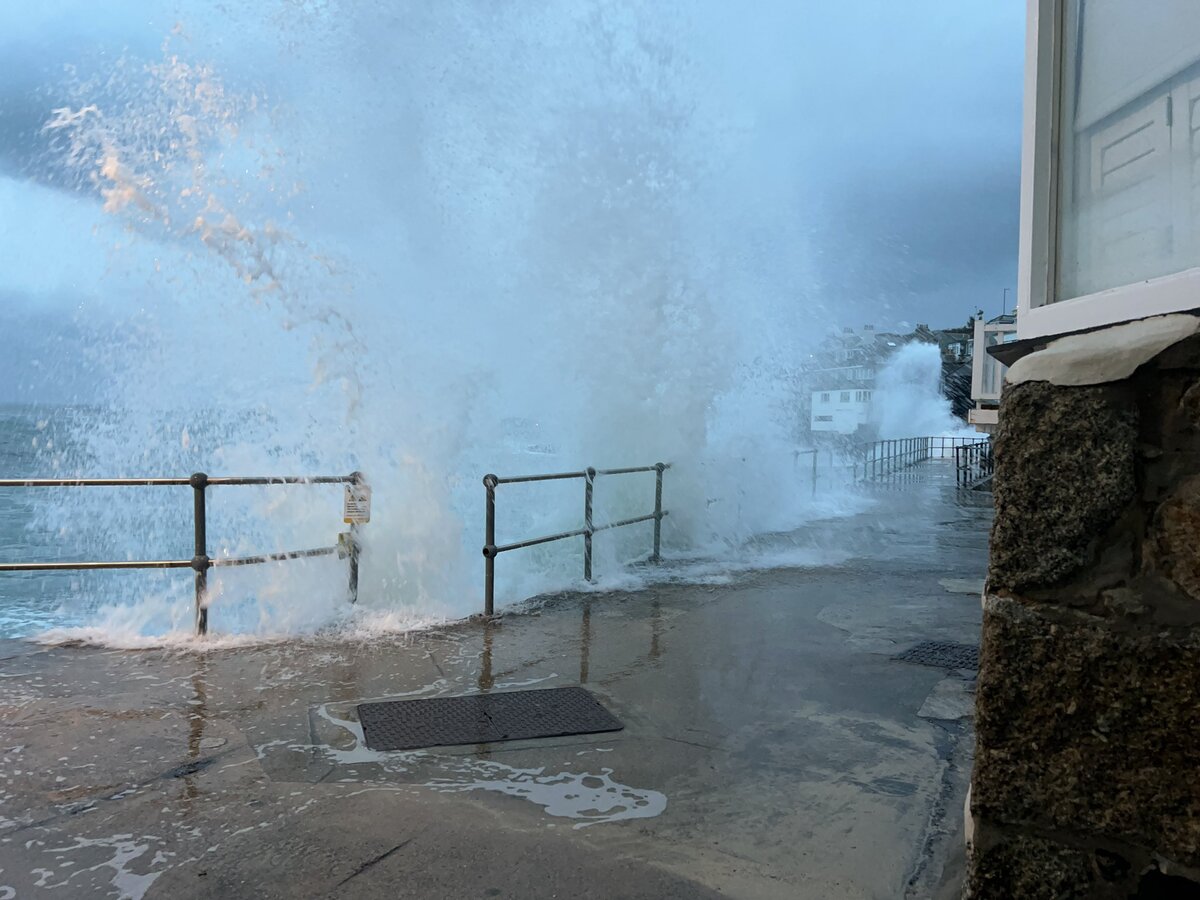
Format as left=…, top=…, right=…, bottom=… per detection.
left=0, top=2, right=980, bottom=643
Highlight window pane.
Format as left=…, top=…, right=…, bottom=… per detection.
left=1055, top=0, right=1200, bottom=301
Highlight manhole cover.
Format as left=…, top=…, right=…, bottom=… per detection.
left=358, top=686, right=623, bottom=751
left=894, top=640, right=979, bottom=670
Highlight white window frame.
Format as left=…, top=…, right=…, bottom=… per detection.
left=1018, top=0, right=1200, bottom=341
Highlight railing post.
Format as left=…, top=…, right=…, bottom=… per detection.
left=190, top=472, right=210, bottom=637
left=347, top=471, right=363, bottom=605
left=483, top=474, right=498, bottom=616
left=583, top=467, right=595, bottom=582
left=653, top=462, right=665, bottom=562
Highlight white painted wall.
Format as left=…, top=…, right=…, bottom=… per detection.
left=810, top=389, right=872, bottom=434
left=1019, top=0, right=1200, bottom=340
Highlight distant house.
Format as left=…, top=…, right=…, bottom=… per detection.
left=802, top=323, right=943, bottom=437
left=933, top=322, right=978, bottom=421
left=936, top=326, right=975, bottom=364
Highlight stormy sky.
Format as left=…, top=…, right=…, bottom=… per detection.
left=0, top=1, right=1024, bottom=402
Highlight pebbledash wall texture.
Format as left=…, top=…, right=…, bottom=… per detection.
left=965, top=315, right=1200, bottom=898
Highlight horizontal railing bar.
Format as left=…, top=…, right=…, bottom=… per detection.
left=493, top=510, right=671, bottom=554
left=493, top=471, right=588, bottom=485
left=0, top=543, right=346, bottom=572
left=493, top=527, right=589, bottom=554
left=205, top=476, right=356, bottom=486
left=590, top=510, right=666, bottom=533
left=0, top=478, right=191, bottom=487
left=592, top=465, right=669, bottom=476
left=493, top=464, right=670, bottom=485
left=212, top=546, right=339, bottom=567
left=0, top=475, right=356, bottom=488
left=0, top=559, right=192, bottom=571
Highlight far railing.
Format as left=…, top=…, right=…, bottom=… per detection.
left=854, top=436, right=985, bottom=481
left=481, top=463, right=668, bottom=617
left=0, top=472, right=370, bottom=636
left=955, top=440, right=994, bottom=488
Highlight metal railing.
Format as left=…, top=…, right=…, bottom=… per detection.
left=854, top=437, right=932, bottom=480
left=852, top=436, right=987, bottom=482
left=0, top=472, right=366, bottom=636
left=794, top=447, right=840, bottom=497
left=481, top=463, right=668, bottom=617
left=955, top=440, right=994, bottom=488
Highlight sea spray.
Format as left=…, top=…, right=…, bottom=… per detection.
left=2, top=2, right=950, bottom=641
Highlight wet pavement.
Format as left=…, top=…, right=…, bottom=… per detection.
left=0, top=466, right=991, bottom=899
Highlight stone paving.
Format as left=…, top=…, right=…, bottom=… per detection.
left=0, top=466, right=991, bottom=898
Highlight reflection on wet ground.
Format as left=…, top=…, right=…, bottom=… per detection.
left=0, top=465, right=990, bottom=899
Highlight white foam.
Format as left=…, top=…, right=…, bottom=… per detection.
left=36, top=834, right=168, bottom=900
left=261, top=701, right=669, bottom=828
left=425, top=765, right=667, bottom=829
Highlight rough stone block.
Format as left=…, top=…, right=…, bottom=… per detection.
left=972, top=596, right=1200, bottom=867
left=988, top=381, right=1137, bottom=593
left=965, top=832, right=1121, bottom=900
left=1150, top=475, right=1200, bottom=602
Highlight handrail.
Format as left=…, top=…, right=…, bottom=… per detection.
left=491, top=471, right=588, bottom=485
left=0, top=471, right=367, bottom=636
left=852, top=436, right=987, bottom=481
left=481, top=463, right=669, bottom=616
left=0, top=559, right=193, bottom=571
left=955, top=440, right=994, bottom=488
left=0, top=477, right=193, bottom=487
left=0, top=475, right=357, bottom=487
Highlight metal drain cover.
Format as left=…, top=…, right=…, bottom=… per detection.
left=894, top=640, right=979, bottom=670
left=358, top=686, right=623, bottom=751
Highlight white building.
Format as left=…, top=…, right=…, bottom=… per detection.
left=810, top=387, right=873, bottom=434
left=1016, top=0, right=1200, bottom=341
left=974, top=0, right=1200, bottom=414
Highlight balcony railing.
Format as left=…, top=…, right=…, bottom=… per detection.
left=972, top=318, right=1017, bottom=404
left=0, top=472, right=367, bottom=636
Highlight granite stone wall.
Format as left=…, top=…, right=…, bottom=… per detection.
left=965, top=332, right=1200, bottom=898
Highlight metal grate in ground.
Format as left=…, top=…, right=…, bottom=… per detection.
left=358, top=686, right=623, bottom=751
left=893, top=640, right=979, bottom=670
